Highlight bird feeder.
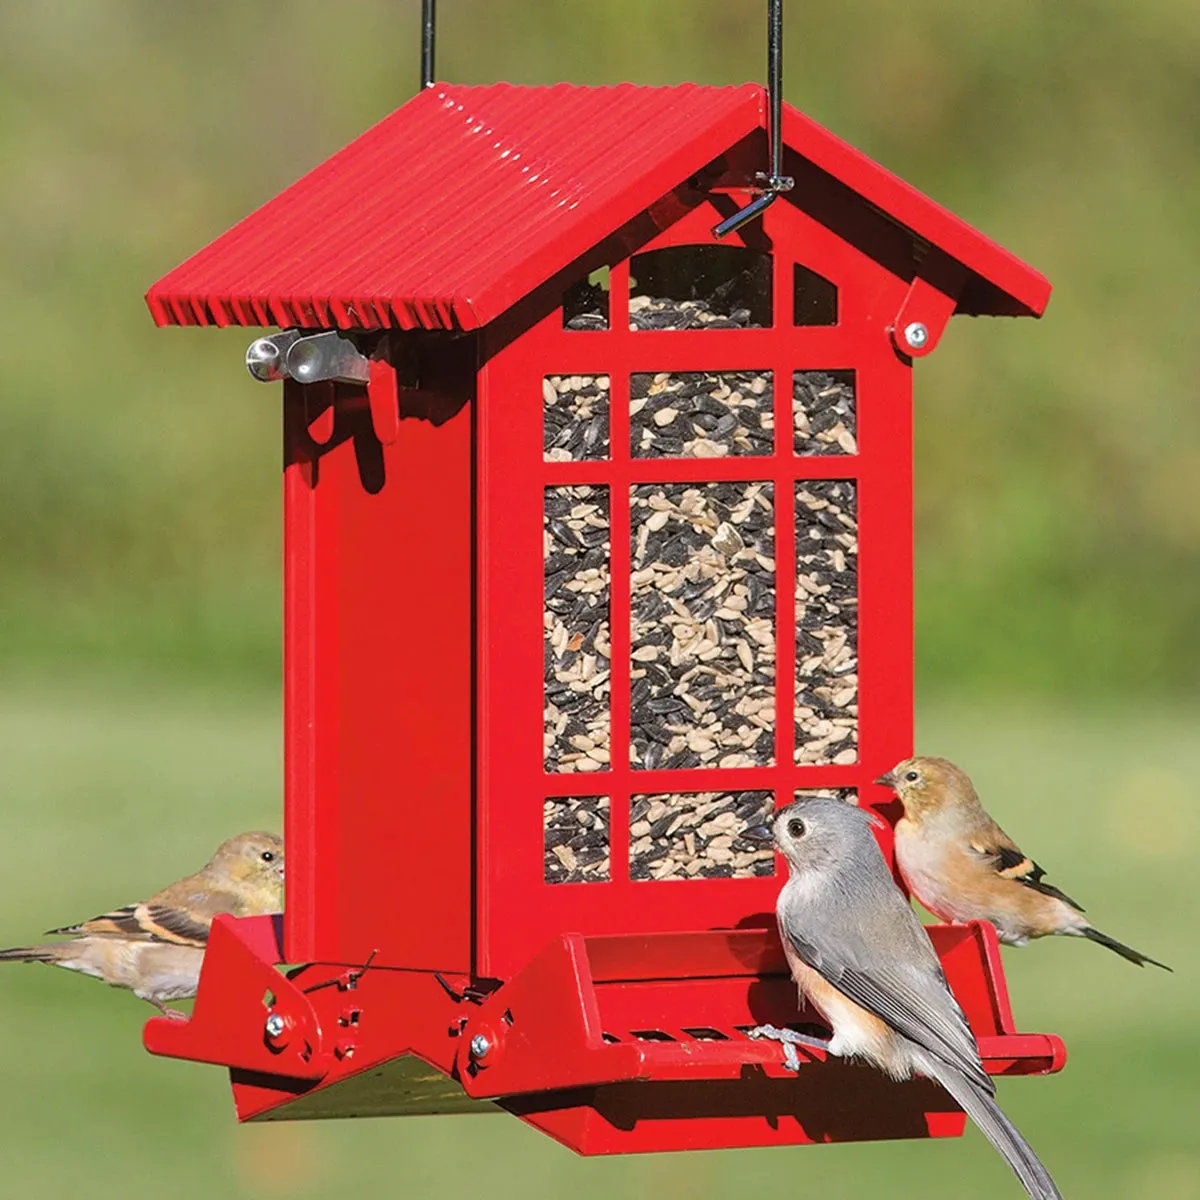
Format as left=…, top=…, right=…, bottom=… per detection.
left=141, top=62, right=1064, bottom=1153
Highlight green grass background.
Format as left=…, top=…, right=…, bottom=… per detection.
left=0, top=1, right=1196, bottom=1197
left=0, top=686, right=1194, bottom=1198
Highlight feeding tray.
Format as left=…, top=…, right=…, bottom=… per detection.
left=145, top=914, right=1062, bottom=1152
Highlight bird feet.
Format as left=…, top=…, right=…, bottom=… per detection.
left=747, top=1024, right=829, bottom=1072
left=146, top=1002, right=189, bottom=1020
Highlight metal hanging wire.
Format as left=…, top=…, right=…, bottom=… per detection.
left=713, top=0, right=794, bottom=237
left=421, top=0, right=437, bottom=89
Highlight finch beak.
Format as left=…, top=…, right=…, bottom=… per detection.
left=873, top=771, right=896, bottom=789
left=741, top=824, right=775, bottom=846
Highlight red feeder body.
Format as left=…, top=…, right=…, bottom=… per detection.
left=143, top=83, right=1061, bottom=1153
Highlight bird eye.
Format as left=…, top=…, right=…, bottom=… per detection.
left=261, top=851, right=275, bottom=862
left=904, top=770, right=919, bottom=782
left=786, top=818, right=806, bottom=838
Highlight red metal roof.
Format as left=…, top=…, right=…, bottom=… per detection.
left=147, top=83, right=1049, bottom=332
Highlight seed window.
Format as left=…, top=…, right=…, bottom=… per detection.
left=795, top=787, right=857, bottom=805
left=544, top=797, right=611, bottom=883
left=629, top=245, right=772, bottom=329
left=794, top=370, right=856, bottom=455
left=793, top=263, right=837, bottom=326
left=563, top=270, right=611, bottom=331
left=544, top=374, right=611, bottom=462
left=545, top=486, right=611, bottom=773
left=629, top=790, right=774, bottom=881
left=631, top=370, right=773, bottom=458
left=795, top=481, right=858, bottom=765
left=630, top=483, right=775, bottom=771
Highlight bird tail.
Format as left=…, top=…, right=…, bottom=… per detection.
left=929, top=1062, right=1062, bottom=1200
left=0, top=944, right=61, bottom=964
left=1082, top=925, right=1171, bottom=971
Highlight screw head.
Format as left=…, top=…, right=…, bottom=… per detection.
left=469, top=1033, right=491, bottom=1060
left=246, top=337, right=286, bottom=382
left=264, top=1013, right=287, bottom=1040
left=903, top=321, right=929, bottom=350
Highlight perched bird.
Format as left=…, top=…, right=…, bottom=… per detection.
left=0, top=831, right=284, bottom=1016
left=747, top=798, right=1061, bottom=1199
left=877, top=756, right=1169, bottom=970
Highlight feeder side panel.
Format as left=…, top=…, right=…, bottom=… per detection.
left=283, top=379, right=473, bottom=970
left=476, top=188, right=916, bottom=980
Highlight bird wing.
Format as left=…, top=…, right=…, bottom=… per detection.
left=46, top=901, right=211, bottom=948
left=46, top=905, right=150, bottom=939
left=138, top=904, right=213, bottom=947
left=785, top=924, right=995, bottom=1095
left=44, top=878, right=249, bottom=949
left=968, top=828, right=1085, bottom=912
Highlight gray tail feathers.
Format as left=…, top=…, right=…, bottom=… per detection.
left=1082, top=926, right=1171, bottom=971
left=930, top=1062, right=1062, bottom=1200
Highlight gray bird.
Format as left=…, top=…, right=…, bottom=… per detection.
left=747, top=798, right=1061, bottom=1200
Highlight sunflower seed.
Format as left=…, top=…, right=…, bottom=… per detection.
left=630, top=791, right=774, bottom=881
left=544, top=797, right=611, bottom=883
left=795, top=480, right=858, bottom=764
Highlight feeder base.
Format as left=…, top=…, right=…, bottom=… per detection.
left=144, top=915, right=1064, bottom=1155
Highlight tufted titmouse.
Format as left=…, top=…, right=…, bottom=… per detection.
left=0, top=831, right=284, bottom=1015
left=746, top=798, right=1061, bottom=1199
left=877, top=756, right=1169, bottom=970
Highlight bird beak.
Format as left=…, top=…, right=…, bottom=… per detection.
left=873, top=771, right=896, bottom=790
left=741, top=824, right=775, bottom=846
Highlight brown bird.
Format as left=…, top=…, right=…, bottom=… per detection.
left=876, top=756, right=1169, bottom=970
left=0, top=831, right=284, bottom=1015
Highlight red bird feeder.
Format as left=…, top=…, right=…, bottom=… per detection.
left=142, top=66, right=1063, bottom=1153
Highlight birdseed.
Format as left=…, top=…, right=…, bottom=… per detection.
left=563, top=279, right=610, bottom=331
left=629, top=790, right=775, bottom=881
left=631, top=370, right=774, bottom=458
left=544, top=486, right=611, bottom=773
left=630, top=482, right=775, bottom=770
left=795, top=480, right=858, bottom=765
left=629, top=247, right=771, bottom=329
left=794, top=788, right=858, bottom=805
left=793, top=370, right=856, bottom=455
left=544, top=796, right=611, bottom=883
left=629, top=293, right=762, bottom=331
left=544, top=374, right=611, bottom=462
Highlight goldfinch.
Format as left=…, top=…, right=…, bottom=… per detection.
left=876, top=757, right=1168, bottom=970
left=0, top=831, right=284, bottom=1014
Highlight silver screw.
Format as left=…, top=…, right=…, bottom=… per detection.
left=265, top=1013, right=287, bottom=1039
left=469, top=1033, right=491, bottom=1060
left=903, top=321, right=929, bottom=350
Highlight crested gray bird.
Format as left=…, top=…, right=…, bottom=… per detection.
left=745, top=798, right=1061, bottom=1199
left=0, top=831, right=284, bottom=1016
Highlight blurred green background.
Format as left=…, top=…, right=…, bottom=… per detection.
left=0, top=1, right=1195, bottom=1198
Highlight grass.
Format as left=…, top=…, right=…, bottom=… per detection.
left=0, top=679, right=1195, bottom=1198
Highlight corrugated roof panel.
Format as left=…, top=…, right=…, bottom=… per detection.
left=147, top=83, right=763, bottom=331
left=146, top=82, right=1049, bottom=330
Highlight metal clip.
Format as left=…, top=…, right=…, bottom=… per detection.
left=246, top=330, right=371, bottom=385
left=286, top=331, right=371, bottom=385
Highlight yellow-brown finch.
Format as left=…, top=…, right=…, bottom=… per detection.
left=876, top=757, right=1169, bottom=970
left=0, top=831, right=284, bottom=1014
